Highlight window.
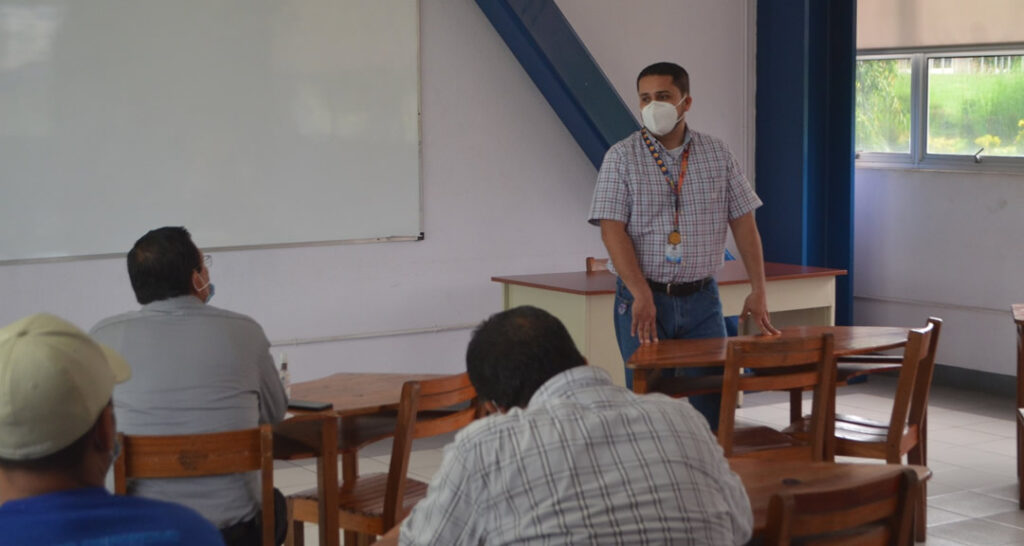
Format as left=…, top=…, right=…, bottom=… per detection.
left=856, top=48, right=1024, bottom=169
left=855, top=57, right=911, bottom=154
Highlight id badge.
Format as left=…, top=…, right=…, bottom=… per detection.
left=665, top=243, right=683, bottom=264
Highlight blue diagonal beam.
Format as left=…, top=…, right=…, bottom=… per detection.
left=476, top=0, right=639, bottom=168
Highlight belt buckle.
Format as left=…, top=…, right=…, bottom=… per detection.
left=665, top=282, right=673, bottom=295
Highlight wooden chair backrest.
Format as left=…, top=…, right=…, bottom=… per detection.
left=114, top=424, right=275, bottom=545
left=718, top=333, right=837, bottom=461
left=585, top=256, right=609, bottom=272
left=382, top=372, right=479, bottom=528
left=882, top=322, right=934, bottom=458
left=764, top=467, right=918, bottom=546
left=903, top=318, right=942, bottom=446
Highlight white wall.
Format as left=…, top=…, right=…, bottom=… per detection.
left=854, top=168, right=1024, bottom=376
left=0, top=0, right=755, bottom=381
left=858, top=0, right=1024, bottom=49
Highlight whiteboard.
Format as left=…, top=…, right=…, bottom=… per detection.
left=0, top=0, right=420, bottom=261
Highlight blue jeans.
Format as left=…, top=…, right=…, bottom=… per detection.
left=614, top=278, right=727, bottom=429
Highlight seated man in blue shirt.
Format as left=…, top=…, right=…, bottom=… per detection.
left=0, top=313, right=223, bottom=545
left=398, top=306, right=752, bottom=545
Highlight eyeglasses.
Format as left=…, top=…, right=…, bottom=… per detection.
left=202, top=254, right=213, bottom=269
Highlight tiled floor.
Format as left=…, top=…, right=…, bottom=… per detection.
left=275, top=376, right=1020, bottom=545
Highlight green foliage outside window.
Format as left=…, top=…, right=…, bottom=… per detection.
left=856, top=54, right=1024, bottom=158
left=855, top=58, right=911, bottom=153
left=927, top=56, right=1024, bottom=157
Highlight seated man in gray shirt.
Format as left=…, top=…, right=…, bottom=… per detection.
left=91, top=226, right=288, bottom=546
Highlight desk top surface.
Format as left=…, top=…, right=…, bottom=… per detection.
left=492, top=261, right=847, bottom=296
left=290, top=372, right=445, bottom=417
left=1014, top=304, right=1024, bottom=324
left=628, top=325, right=910, bottom=369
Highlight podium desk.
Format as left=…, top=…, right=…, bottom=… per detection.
left=492, top=261, right=847, bottom=387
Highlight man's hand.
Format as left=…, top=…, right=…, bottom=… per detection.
left=740, top=289, right=780, bottom=335
left=631, top=290, right=659, bottom=344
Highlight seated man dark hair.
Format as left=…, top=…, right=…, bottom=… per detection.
left=398, top=305, right=753, bottom=545
left=466, top=305, right=585, bottom=409
left=91, top=226, right=288, bottom=546
left=127, top=226, right=204, bottom=305
left=0, top=313, right=223, bottom=545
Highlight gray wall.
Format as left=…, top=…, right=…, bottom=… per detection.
left=854, top=167, right=1024, bottom=377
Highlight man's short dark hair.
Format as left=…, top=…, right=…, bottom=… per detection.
left=466, top=306, right=586, bottom=409
left=637, top=62, right=690, bottom=96
left=127, top=227, right=201, bottom=304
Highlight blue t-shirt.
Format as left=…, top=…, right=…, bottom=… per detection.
left=0, top=487, right=224, bottom=546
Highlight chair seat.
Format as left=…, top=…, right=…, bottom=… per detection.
left=292, top=473, right=430, bottom=520
left=836, top=361, right=902, bottom=383
left=785, top=415, right=916, bottom=456
left=730, top=425, right=808, bottom=457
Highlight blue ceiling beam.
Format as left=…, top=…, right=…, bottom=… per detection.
left=475, top=0, right=638, bottom=168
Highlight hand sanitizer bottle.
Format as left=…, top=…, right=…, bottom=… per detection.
left=279, top=352, right=291, bottom=398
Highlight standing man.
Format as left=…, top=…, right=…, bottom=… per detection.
left=91, top=226, right=288, bottom=546
left=589, top=62, right=779, bottom=428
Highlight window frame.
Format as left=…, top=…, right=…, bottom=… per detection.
left=855, top=44, right=1024, bottom=174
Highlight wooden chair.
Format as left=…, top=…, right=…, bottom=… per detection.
left=288, top=373, right=478, bottom=546
left=585, top=256, right=609, bottom=272
left=831, top=318, right=939, bottom=389
left=114, top=424, right=277, bottom=546
left=763, top=467, right=919, bottom=546
left=786, top=319, right=939, bottom=542
left=717, top=333, right=836, bottom=461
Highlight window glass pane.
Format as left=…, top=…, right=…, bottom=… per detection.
left=928, top=55, right=1024, bottom=157
left=856, top=58, right=912, bottom=153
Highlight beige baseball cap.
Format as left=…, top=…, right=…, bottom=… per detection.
left=0, top=313, right=131, bottom=460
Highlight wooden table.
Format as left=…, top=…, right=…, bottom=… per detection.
left=627, top=325, right=911, bottom=394
left=277, top=373, right=443, bottom=546
left=288, top=373, right=444, bottom=479
left=1014, top=304, right=1024, bottom=509
left=371, top=460, right=931, bottom=545
left=290, top=372, right=444, bottom=417
left=493, top=261, right=847, bottom=386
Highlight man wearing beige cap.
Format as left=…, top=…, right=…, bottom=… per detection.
left=0, top=313, right=223, bottom=545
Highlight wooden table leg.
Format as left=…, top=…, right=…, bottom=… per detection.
left=341, top=452, right=358, bottom=546
left=1018, top=409, right=1024, bottom=510
left=633, top=369, right=652, bottom=394
left=317, top=417, right=340, bottom=546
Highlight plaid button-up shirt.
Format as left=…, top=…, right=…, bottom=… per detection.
left=589, top=128, right=762, bottom=284
left=399, top=366, right=753, bottom=545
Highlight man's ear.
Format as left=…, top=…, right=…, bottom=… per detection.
left=92, top=405, right=116, bottom=455
left=190, top=270, right=203, bottom=296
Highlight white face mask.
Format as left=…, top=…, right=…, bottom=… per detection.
left=641, top=97, right=686, bottom=137
left=194, top=275, right=215, bottom=303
